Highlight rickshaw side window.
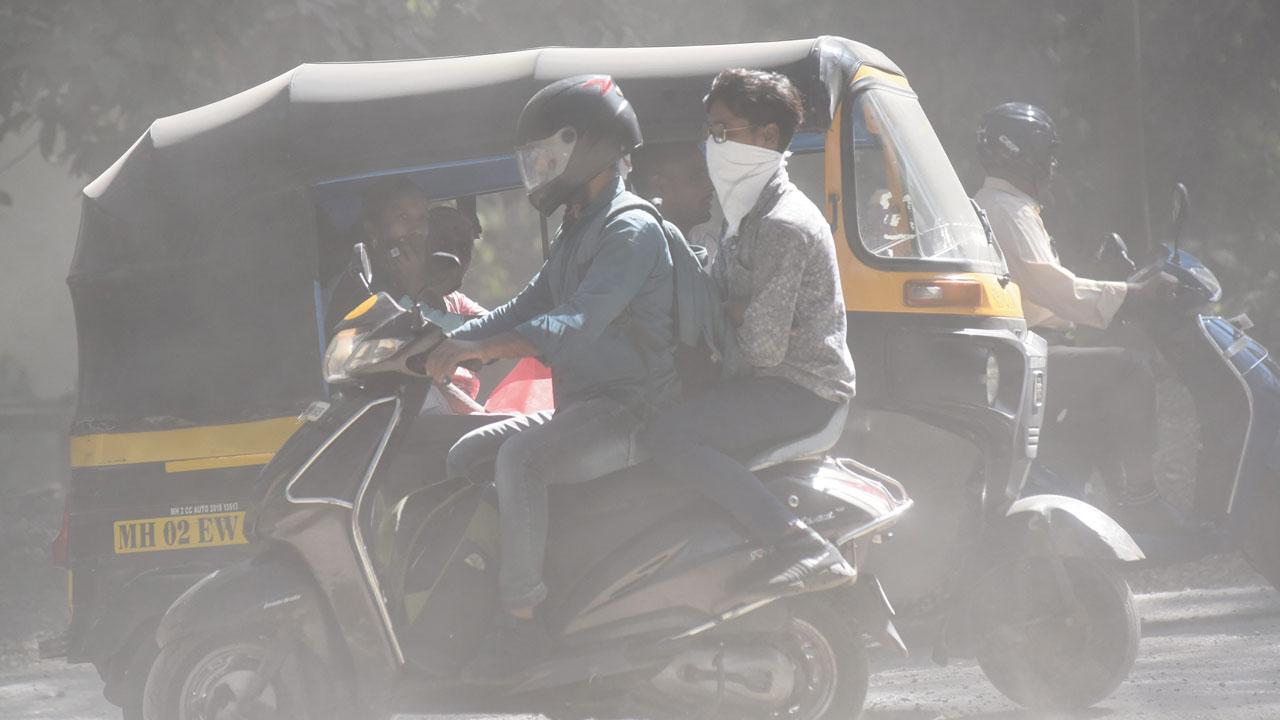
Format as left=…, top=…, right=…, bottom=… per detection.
left=786, top=142, right=826, bottom=218
left=845, top=87, right=1005, bottom=271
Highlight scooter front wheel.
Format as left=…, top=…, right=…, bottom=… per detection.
left=972, top=556, right=1139, bottom=711
left=142, top=628, right=338, bottom=720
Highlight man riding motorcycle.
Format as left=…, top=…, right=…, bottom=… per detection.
left=422, top=75, right=679, bottom=678
left=973, top=102, right=1181, bottom=532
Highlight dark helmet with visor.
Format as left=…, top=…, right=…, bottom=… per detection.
left=515, top=75, right=643, bottom=214
left=977, top=103, right=1060, bottom=185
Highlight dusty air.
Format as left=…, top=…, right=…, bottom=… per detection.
left=1, top=2, right=1278, bottom=719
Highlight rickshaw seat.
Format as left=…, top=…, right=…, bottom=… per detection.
left=746, top=402, right=849, bottom=472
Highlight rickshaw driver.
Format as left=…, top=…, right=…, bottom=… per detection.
left=974, top=102, right=1181, bottom=532
left=639, top=69, right=857, bottom=595
left=325, top=179, right=485, bottom=334
left=325, top=181, right=487, bottom=411
left=423, top=75, right=678, bottom=678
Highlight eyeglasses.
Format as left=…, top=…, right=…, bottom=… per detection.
left=705, top=121, right=754, bottom=144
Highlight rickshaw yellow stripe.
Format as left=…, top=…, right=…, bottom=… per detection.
left=164, top=453, right=276, bottom=474
left=851, top=65, right=911, bottom=88
left=70, top=417, right=302, bottom=469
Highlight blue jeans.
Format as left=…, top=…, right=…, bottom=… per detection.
left=638, top=376, right=839, bottom=546
left=446, top=396, right=644, bottom=612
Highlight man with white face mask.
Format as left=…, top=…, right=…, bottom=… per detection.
left=639, top=69, right=857, bottom=595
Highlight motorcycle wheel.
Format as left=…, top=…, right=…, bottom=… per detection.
left=775, top=596, right=870, bottom=720
left=142, top=628, right=336, bottom=720
left=973, top=556, right=1139, bottom=711
left=1239, top=479, right=1280, bottom=591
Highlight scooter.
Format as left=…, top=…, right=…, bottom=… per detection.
left=1029, top=184, right=1280, bottom=590
left=142, top=249, right=913, bottom=720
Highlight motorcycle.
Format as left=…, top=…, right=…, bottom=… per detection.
left=1030, top=184, right=1280, bottom=590
left=141, top=249, right=914, bottom=720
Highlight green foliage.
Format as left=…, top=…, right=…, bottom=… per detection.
left=0, top=0, right=431, bottom=176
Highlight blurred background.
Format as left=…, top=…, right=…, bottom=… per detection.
left=1, top=0, right=1276, bottom=656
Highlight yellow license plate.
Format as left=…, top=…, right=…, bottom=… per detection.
left=113, top=511, right=247, bottom=554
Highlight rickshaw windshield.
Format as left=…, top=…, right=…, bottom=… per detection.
left=848, top=87, right=1005, bottom=272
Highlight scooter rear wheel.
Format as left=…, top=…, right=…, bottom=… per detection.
left=775, top=596, right=870, bottom=720
left=973, top=556, right=1139, bottom=711
left=142, top=628, right=337, bottom=720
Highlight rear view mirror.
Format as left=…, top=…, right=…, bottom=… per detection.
left=1096, top=232, right=1137, bottom=273
left=423, top=252, right=463, bottom=296
left=1172, top=182, right=1190, bottom=228
left=1171, top=182, right=1190, bottom=264
left=353, top=243, right=374, bottom=292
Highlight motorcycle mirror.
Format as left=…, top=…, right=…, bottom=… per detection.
left=1171, top=182, right=1190, bottom=266
left=1096, top=232, right=1137, bottom=274
left=353, top=242, right=374, bottom=293
left=1172, top=182, right=1190, bottom=228
left=423, top=252, right=463, bottom=296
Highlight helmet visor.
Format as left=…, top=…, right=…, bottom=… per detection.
left=516, top=126, right=578, bottom=194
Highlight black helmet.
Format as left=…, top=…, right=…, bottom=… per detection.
left=515, top=75, right=643, bottom=214
left=977, top=103, right=1060, bottom=184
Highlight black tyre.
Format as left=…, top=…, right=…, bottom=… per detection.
left=1239, top=479, right=1280, bottom=591
left=776, top=596, right=870, bottom=720
left=973, top=556, right=1139, bottom=711
left=142, top=628, right=336, bottom=720
left=115, top=635, right=158, bottom=720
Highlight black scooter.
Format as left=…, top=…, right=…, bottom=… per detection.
left=142, top=250, right=913, bottom=720
left=1030, top=184, right=1280, bottom=590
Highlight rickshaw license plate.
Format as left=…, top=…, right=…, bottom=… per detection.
left=113, top=511, right=247, bottom=554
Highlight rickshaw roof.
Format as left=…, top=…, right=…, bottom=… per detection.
left=83, top=37, right=898, bottom=214
left=68, top=37, right=900, bottom=430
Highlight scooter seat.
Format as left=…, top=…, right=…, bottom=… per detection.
left=745, top=402, right=849, bottom=472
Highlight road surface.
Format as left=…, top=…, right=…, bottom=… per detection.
left=3, top=585, right=1277, bottom=719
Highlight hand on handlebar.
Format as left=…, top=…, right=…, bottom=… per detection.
left=1127, top=271, right=1179, bottom=308
left=423, top=338, right=487, bottom=385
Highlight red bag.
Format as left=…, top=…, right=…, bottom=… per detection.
left=484, top=357, right=555, bottom=414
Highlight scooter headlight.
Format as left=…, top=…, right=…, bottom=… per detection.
left=323, top=329, right=407, bottom=383
left=324, top=329, right=358, bottom=383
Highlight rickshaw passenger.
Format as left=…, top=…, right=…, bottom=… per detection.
left=973, top=102, right=1181, bottom=532
left=423, top=75, right=677, bottom=677
left=639, top=69, right=856, bottom=595
left=631, top=141, right=715, bottom=240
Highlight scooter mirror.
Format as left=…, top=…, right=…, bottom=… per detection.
left=1097, top=232, right=1137, bottom=274
left=423, top=251, right=463, bottom=296
left=353, top=242, right=374, bottom=293
left=1172, top=182, right=1191, bottom=228
left=1171, top=182, right=1190, bottom=266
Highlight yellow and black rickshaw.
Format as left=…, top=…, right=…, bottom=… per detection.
left=59, top=37, right=1140, bottom=716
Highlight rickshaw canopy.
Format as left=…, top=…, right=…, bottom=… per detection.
left=69, top=37, right=901, bottom=430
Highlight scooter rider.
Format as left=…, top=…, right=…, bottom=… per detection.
left=974, top=102, right=1181, bottom=531
left=423, top=75, right=678, bottom=678
left=639, top=69, right=857, bottom=594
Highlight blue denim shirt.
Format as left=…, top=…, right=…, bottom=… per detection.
left=453, top=178, right=678, bottom=411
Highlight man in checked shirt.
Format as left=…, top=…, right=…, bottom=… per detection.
left=640, top=69, right=857, bottom=595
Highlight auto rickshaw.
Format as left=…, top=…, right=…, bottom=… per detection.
left=59, top=36, right=1130, bottom=717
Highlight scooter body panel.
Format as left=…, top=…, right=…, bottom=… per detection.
left=1197, top=316, right=1280, bottom=525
